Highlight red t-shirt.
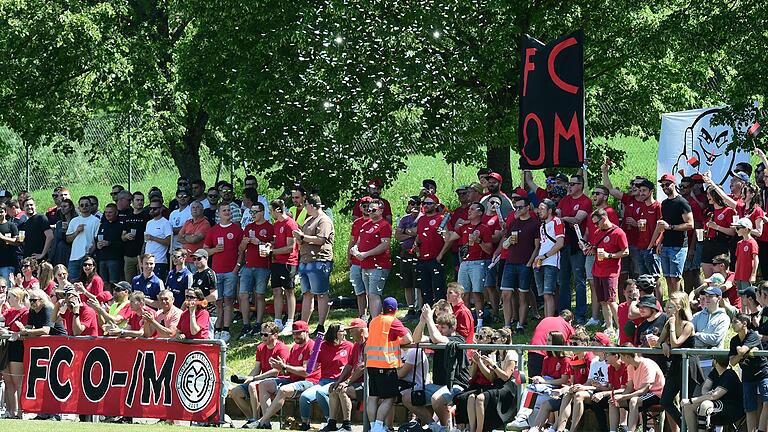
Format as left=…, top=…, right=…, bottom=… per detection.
left=2, top=307, right=29, bottom=331
left=352, top=197, right=392, bottom=221
left=349, top=217, right=368, bottom=266
left=452, top=301, right=475, bottom=344
left=735, top=237, right=759, bottom=281
left=204, top=223, right=244, bottom=273
left=571, top=352, right=595, bottom=385
left=22, top=277, right=39, bottom=290
left=62, top=304, right=99, bottom=336
left=358, top=219, right=393, bottom=269
left=617, top=301, right=635, bottom=345
left=456, top=222, right=493, bottom=261
left=128, top=306, right=156, bottom=331
left=530, top=317, right=575, bottom=356
left=243, top=221, right=274, bottom=269
left=256, top=340, right=290, bottom=373
left=748, top=206, right=768, bottom=242
left=541, top=355, right=572, bottom=380
left=590, top=225, right=629, bottom=278
left=722, top=270, right=739, bottom=309
left=177, top=308, right=210, bottom=340
left=620, top=194, right=640, bottom=246
left=348, top=341, right=366, bottom=384
left=309, top=340, right=354, bottom=381
left=686, top=195, right=705, bottom=229
left=273, top=218, right=300, bottom=266
left=635, top=200, right=662, bottom=249
left=80, top=275, right=105, bottom=303
left=585, top=207, right=620, bottom=241
left=536, top=187, right=549, bottom=203
left=557, top=194, right=593, bottom=242
left=283, top=339, right=315, bottom=382
left=706, top=207, right=737, bottom=239
left=608, top=362, right=629, bottom=389
left=416, top=213, right=445, bottom=260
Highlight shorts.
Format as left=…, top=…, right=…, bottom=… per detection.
left=585, top=254, right=595, bottom=280
left=299, top=261, right=333, bottom=295
left=549, top=397, right=563, bottom=411
left=216, top=271, right=238, bottom=298
left=8, top=340, right=23, bottom=363
left=534, top=265, right=558, bottom=295
left=424, top=384, right=464, bottom=404
left=484, top=261, right=498, bottom=287
left=743, top=378, right=768, bottom=412
left=500, top=263, right=533, bottom=292
left=594, top=276, right=618, bottom=302
left=235, top=378, right=299, bottom=400
left=702, top=237, right=730, bottom=264
left=362, top=268, right=390, bottom=296
left=271, top=263, right=297, bottom=289
left=636, top=393, right=661, bottom=410
left=458, top=259, right=488, bottom=293
left=659, top=246, right=687, bottom=278
left=683, top=241, right=704, bottom=271
left=367, top=368, right=400, bottom=398
left=399, top=253, right=417, bottom=289
left=350, top=264, right=365, bottom=296
left=634, top=248, right=662, bottom=276
left=240, top=267, right=270, bottom=295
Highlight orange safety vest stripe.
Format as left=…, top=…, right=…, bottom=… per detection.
left=365, top=314, right=401, bottom=368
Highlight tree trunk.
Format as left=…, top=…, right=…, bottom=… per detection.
left=486, top=145, right=513, bottom=194
left=170, top=106, right=208, bottom=180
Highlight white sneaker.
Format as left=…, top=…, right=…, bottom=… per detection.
left=214, top=330, right=221, bottom=340
left=508, top=417, right=530, bottom=431
left=585, top=317, right=602, bottom=327
left=604, top=327, right=617, bottom=338
left=220, top=330, right=231, bottom=342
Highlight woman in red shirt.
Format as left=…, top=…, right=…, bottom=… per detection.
left=38, top=261, right=56, bottom=297
left=702, top=189, right=736, bottom=278
left=177, top=288, right=210, bottom=340
left=79, top=256, right=104, bottom=299
left=15, top=257, right=40, bottom=290
left=0, top=287, right=30, bottom=418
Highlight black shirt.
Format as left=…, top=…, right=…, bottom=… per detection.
left=432, top=335, right=470, bottom=388
left=635, top=312, right=670, bottom=373
left=117, top=207, right=133, bottom=223
left=28, top=306, right=67, bottom=336
left=122, top=210, right=150, bottom=258
left=661, top=195, right=691, bottom=247
left=192, top=268, right=216, bottom=312
left=20, top=214, right=51, bottom=258
left=0, top=221, right=19, bottom=267
left=97, top=218, right=125, bottom=261
left=707, top=367, right=742, bottom=408
left=729, top=331, right=768, bottom=381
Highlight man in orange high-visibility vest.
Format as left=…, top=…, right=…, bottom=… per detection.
left=365, top=297, right=413, bottom=432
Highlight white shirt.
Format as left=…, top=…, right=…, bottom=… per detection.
left=66, top=214, right=101, bottom=261
left=403, top=348, right=431, bottom=388
left=169, top=206, right=192, bottom=250
left=587, top=358, right=609, bottom=386
left=539, top=216, right=565, bottom=268
left=145, top=217, right=173, bottom=263
left=197, top=198, right=211, bottom=210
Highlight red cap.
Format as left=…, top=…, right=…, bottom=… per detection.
left=359, top=196, right=373, bottom=203
left=658, top=173, right=676, bottom=183
left=347, top=318, right=367, bottom=329
left=690, top=174, right=704, bottom=183
left=485, top=172, right=503, bottom=183
left=594, top=332, right=611, bottom=346
left=513, top=187, right=528, bottom=197
left=367, top=179, right=383, bottom=188
left=292, top=320, right=309, bottom=332
left=423, top=194, right=440, bottom=204
left=96, top=291, right=113, bottom=303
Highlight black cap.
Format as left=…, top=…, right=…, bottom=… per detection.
left=638, top=295, right=659, bottom=311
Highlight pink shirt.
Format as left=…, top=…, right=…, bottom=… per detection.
left=628, top=357, right=665, bottom=396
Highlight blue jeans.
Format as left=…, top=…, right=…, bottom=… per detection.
left=500, top=263, right=533, bottom=292
left=299, top=261, right=333, bottom=295
left=299, top=378, right=335, bottom=420
left=67, top=258, right=84, bottom=281
left=743, top=377, right=768, bottom=412
left=558, top=244, right=587, bottom=318
left=660, top=246, right=687, bottom=278
left=458, top=259, right=488, bottom=293
left=416, top=259, right=446, bottom=305
left=362, top=268, right=390, bottom=295
left=239, top=267, right=270, bottom=295
left=98, top=259, right=124, bottom=284
left=350, top=264, right=365, bottom=296
left=634, top=247, right=662, bottom=276
left=216, top=271, right=238, bottom=298
left=534, top=265, right=559, bottom=295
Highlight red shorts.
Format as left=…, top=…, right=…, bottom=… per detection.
left=594, top=276, right=618, bottom=302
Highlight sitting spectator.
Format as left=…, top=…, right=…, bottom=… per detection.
left=527, top=310, right=575, bottom=377
left=233, top=322, right=289, bottom=426
left=144, top=289, right=181, bottom=338
left=446, top=282, right=475, bottom=345
left=176, top=288, right=210, bottom=340
left=38, top=261, right=55, bottom=297
left=396, top=345, right=431, bottom=431
left=0, top=287, right=29, bottom=419
left=90, top=281, right=132, bottom=333
left=729, top=313, right=768, bottom=432
left=616, top=278, right=641, bottom=345
left=455, top=328, right=501, bottom=428
left=603, top=350, right=629, bottom=432
left=692, top=286, right=730, bottom=376
left=466, top=328, right=518, bottom=432
left=53, top=286, right=100, bottom=336
left=682, top=355, right=744, bottom=432
left=634, top=295, right=669, bottom=374
left=14, top=257, right=40, bottom=289
left=322, top=318, right=369, bottom=432
left=608, top=348, right=665, bottom=432
left=252, top=321, right=315, bottom=429
left=76, top=255, right=104, bottom=302
left=20, top=287, right=67, bottom=337
left=107, top=291, right=155, bottom=338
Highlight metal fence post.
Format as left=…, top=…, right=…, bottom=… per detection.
left=362, top=367, right=369, bottom=432
left=681, top=352, right=689, bottom=432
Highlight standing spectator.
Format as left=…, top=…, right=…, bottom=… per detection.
left=446, top=282, right=475, bottom=345
left=479, top=172, right=513, bottom=218
left=240, top=187, right=258, bottom=227
left=190, top=179, right=211, bottom=209
left=733, top=217, right=759, bottom=301
left=204, top=203, right=243, bottom=342
left=679, top=176, right=706, bottom=292
left=176, top=288, right=211, bottom=340
left=203, top=187, right=219, bottom=226
left=243, top=175, right=271, bottom=221
left=290, top=186, right=309, bottom=227
left=294, top=194, right=334, bottom=334
left=96, top=203, right=124, bottom=283
left=178, top=201, right=211, bottom=271
left=587, top=208, right=629, bottom=335
left=352, top=179, right=393, bottom=224
left=144, top=198, right=173, bottom=281
left=557, top=174, right=592, bottom=322
left=692, top=286, right=730, bottom=375
left=352, top=200, right=392, bottom=318
left=239, top=201, right=274, bottom=337
left=0, top=204, right=18, bottom=281
left=191, top=249, right=218, bottom=305
left=166, top=249, right=193, bottom=307
left=169, top=189, right=193, bottom=252
left=681, top=355, right=744, bottom=432
left=649, top=173, right=693, bottom=295
left=77, top=256, right=104, bottom=302
left=53, top=287, right=100, bottom=336
left=526, top=310, right=576, bottom=378
left=121, top=191, right=150, bottom=281
left=395, top=196, right=421, bottom=320
left=349, top=197, right=371, bottom=318
left=499, top=196, right=540, bottom=332
left=0, top=287, right=29, bottom=419
left=89, top=195, right=102, bottom=219
left=365, top=298, right=412, bottom=432
left=167, top=176, right=190, bottom=211
left=115, top=190, right=133, bottom=221
left=50, top=198, right=76, bottom=266
left=19, top=197, right=52, bottom=260
left=216, top=182, right=242, bottom=224
left=729, top=313, right=768, bottom=432
left=534, top=199, right=565, bottom=317
left=700, top=188, right=737, bottom=278
left=131, top=253, right=164, bottom=308
left=65, top=196, right=100, bottom=280
left=269, top=199, right=299, bottom=335
left=609, top=349, right=665, bottom=432
left=583, top=185, right=621, bottom=326
left=46, top=187, right=66, bottom=224
left=414, top=195, right=446, bottom=306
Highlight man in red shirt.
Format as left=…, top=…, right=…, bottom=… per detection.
left=557, top=174, right=592, bottom=323
left=203, top=203, right=244, bottom=343
left=53, top=288, right=100, bottom=337
left=351, top=179, right=393, bottom=224
left=587, top=208, right=629, bottom=336
left=414, top=195, right=446, bottom=305
left=325, top=318, right=369, bottom=432
left=583, top=186, right=620, bottom=327
left=733, top=217, right=759, bottom=310
left=232, top=322, right=290, bottom=426
left=349, top=197, right=371, bottom=319
left=351, top=200, right=393, bottom=318
left=445, top=282, right=475, bottom=344
left=269, top=199, right=300, bottom=336
left=238, top=202, right=274, bottom=338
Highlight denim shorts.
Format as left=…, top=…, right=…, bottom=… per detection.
left=500, top=263, right=533, bottom=292
left=534, top=265, right=558, bottom=295
left=216, top=271, right=238, bottom=298
left=424, top=384, right=464, bottom=404
left=240, top=266, right=270, bottom=295
left=484, top=261, right=498, bottom=288
left=659, top=246, right=687, bottom=278
left=458, top=259, right=488, bottom=293
left=683, top=242, right=703, bottom=272
left=278, top=379, right=315, bottom=398
left=743, top=377, right=768, bottom=412
left=362, top=268, right=390, bottom=296
left=634, top=248, right=662, bottom=276
left=299, top=260, right=333, bottom=295
left=585, top=254, right=595, bottom=280
left=350, top=264, right=365, bottom=296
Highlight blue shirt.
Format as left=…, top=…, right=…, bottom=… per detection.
left=132, top=273, right=163, bottom=300
left=166, top=267, right=192, bottom=307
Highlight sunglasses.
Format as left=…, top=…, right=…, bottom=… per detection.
left=52, top=193, right=60, bottom=198
left=591, top=191, right=604, bottom=196
left=149, top=207, right=162, bottom=210
left=193, top=257, right=204, bottom=261
left=513, top=205, right=527, bottom=210
left=260, top=332, right=271, bottom=337
left=173, top=255, right=185, bottom=259
left=30, top=298, right=41, bottom=303
left=82, top=263, right=94, bottom=267
left=21, top=264, right=31, bottom=268
left=661, top=182, right=673, bottom=188
left=177, top=195, right=189, bottom=199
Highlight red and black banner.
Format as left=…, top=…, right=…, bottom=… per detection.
left=21, top=336, right=221, bottom=422
left=518, top=29, right=585, bottom=169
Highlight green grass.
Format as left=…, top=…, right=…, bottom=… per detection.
left=0, top=420, right=200, bottom=431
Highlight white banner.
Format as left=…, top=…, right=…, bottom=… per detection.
left=657, top=106, right=751, bottom=197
